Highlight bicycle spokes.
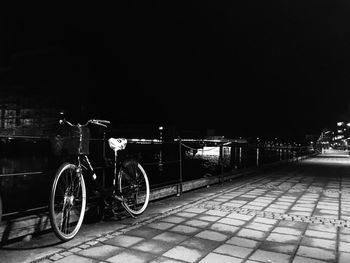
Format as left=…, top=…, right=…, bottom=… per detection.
left=118, top=163, right=150, bottom=215
left=49, top=163, right=86, bottom=241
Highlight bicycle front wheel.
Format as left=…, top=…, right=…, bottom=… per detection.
left=118, top=162, right=150, bottom=216
left=49, top=163, right=86, bottom=241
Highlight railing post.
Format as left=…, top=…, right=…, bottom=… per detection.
left=219, top=144, right=223, bottom=183
left=158, top=126, right=163, bottom=172
left=178, top=137, right=183, bottom=197
left=239, top=146, right=242, bottom=168
left=102, top=131, right=106, bottom=188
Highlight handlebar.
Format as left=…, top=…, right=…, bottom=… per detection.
left=59, top=119, right=110, bottom=128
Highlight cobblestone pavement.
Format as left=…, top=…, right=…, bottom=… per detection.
left=2, top=150, right=350, bottom=263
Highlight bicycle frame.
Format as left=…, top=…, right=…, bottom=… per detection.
left=74, top=153, right=119, bottom=198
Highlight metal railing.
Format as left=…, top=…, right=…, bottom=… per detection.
left=0, top=133, right=315, bottom=220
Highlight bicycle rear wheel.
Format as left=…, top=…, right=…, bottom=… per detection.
left=49, top=163, right=86, bottom=241
left=118, top=162, right=150, bottom=216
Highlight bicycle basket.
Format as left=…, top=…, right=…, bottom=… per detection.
left=63, top=126, right=90, bottom=155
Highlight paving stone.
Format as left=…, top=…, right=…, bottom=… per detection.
left=184, top=208, right=207, bottom=214
left=79, top=244, right=91, bottom=249
left=294, top=203, right=315, bottom=208
left=126, top=227, right=163, bottom=239
left=50, top=254, right=64, bottom=261
left=272, top=227, right=303, bottom=236
left=304, top=230, right=337, bottom=240
left=266, top=233, right=300, bottom=244
left=308, top=224, right=337, bottom=233
left=147, top=222, right=176, bottom=230
left=195, top=230, right=229, bottom=242
left=77, top=244, right=123, bottom=260
left=290, top=206, right=314, bottom=212
left=180, top=237, right=220, bottom=251
left=339, top=241, right=350, bottom=253
left=277, top=221, right=307, bottom=229
left=69, top=247, right=82, bottom=253
left=226, top=202, right=246, bottom=208
left=245, top=222, right=274, bottom=232
left=175, top=212, right=198, bottom=218
left=214, top=244, right=253, bottom=258
left=104, top=235, right=144, bottom=248
left=264, top=208, right=287, bottom=213
left=296, top=246, right=336, bottom=262
left=289, top=211, right=312, bottom=216
left=268, top=204, right=290, bottom=209
left=132, top=239, right=174, bottom=254
left=204, top=209, right=229, bottom=217
left=340, top=234, right=350, bottom=243
left=184, top=219, right=212, bottom=228
left=249, top=249, right=291, bottom=263
left=86, top=241, right=99, bottom=246
left=96, top=237, right=109, bottom=242
left=253, top=217, right=277, bottom=225
left=161, top=216, right=187, bottom=224
left=169, top=224, right=200, bottom=235
left=248, top=201, right=270, bottom=207
left=150, top=256, right=186, bottom=263
left=319, top=209, right=339, bottom=215
left=316, top=205, right=338, bottom=210
left=292, top=255, right=329, bottom=263
left=196, top=215, right=221, bottom=222
left=198, top=252, right=243, bottom=263
left=153, top=232, right=189, bottom=244
left=54, top=254, right=97, bottom=263
left=35, top=260, right=52, bottom=263
left=236, top=228, right=266, bottom=241
left=301, top=237, right=336, bottom=250
left=339, top=252, right=350, bottom=263
left=274, top=201, right=294, bottom=206
left=241, top=195, right=258, bottom=199
left=242, top=205, right=264, bottom=210
left=226, top=236, right=259, bottom=248
left=218, top=217, right=246, bottom=226
left=227, top=213, right=254, bottom=221
left=259, top=241, right=296, bottom=254
left=163, top=245, right=205, bottom=262
left=209, top=222, right=239, bottom=234
left=340, top=227, right=350, bottom=235
left=106, top=249, right=156, bottom=263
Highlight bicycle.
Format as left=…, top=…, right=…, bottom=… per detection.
left=49, top=118, right=150, bottom=241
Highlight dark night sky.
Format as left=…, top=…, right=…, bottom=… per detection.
left=1, top=1, right=350, bottom=141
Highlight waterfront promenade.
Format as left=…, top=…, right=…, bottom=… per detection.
left=1, top=149, right=350, bottom=263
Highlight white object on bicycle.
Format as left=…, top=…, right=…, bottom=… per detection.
left=108, top=138, right=127, bottom=152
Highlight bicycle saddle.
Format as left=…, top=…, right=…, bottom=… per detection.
left=108, top=138, right=127, bottom=152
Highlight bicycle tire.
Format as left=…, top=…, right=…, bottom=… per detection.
left=49, top=163, right=86, bottom=241
left=118, top=162, right=150, bottom=216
